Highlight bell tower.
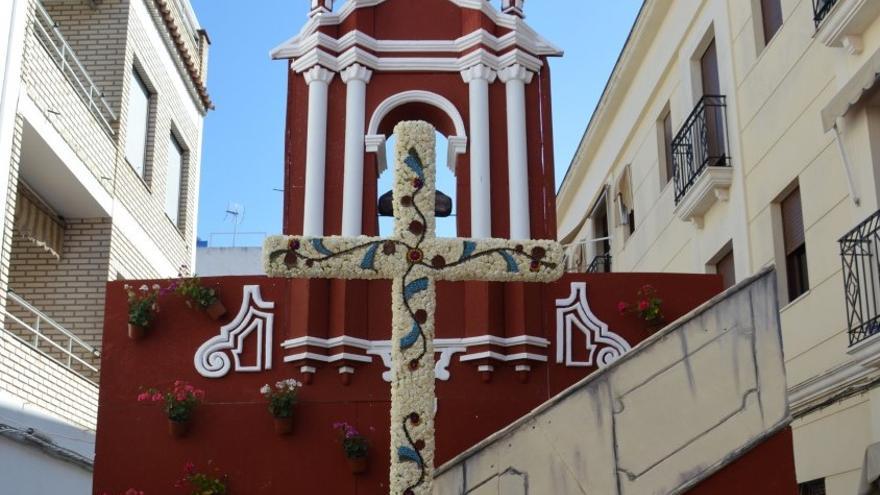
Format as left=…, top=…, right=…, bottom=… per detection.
left=273, top=0, right=562, bottom=241
left=271, top=0, right=563, bottom=381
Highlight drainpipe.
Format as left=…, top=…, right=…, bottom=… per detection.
left=833, top=121, right=861, bottom=206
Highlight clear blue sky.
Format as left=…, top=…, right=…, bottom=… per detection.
left=192, top=0, right=642, bottom=246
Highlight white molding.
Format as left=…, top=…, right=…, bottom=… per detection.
left=288, top=46, right=545, bottom=75
left=555, top=282, right=631, bottom=369
left=673, top=166, right=734, bottom=229
left=282, top=335, right=373, bottom=350
left=457, top=335, right=550, bottom=347
left=815, top=0, right=880, bottom=55
left=194, top=286, right=275, bottom=378
left=365, top=90, right=468, bottom=174
left=271, top=1, right=561, bottom=59
left=283, top=351, right=373, bottom=364
left=459, top=351, right=548, bottom=363
left=789, top=334, right=880, bottom=414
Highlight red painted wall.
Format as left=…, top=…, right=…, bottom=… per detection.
left=93, top=273, right=725, bottom=494
left=689, top=428, right=798, bottom=495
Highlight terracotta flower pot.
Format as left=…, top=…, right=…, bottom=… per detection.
left=274, top=416, right=293, bottom=435
left=128, top=323, right=147, bottom=340
left=347, top=456, right=367, bottom=475
left=205, top=300, right=227, bottom=320
left=168, top=418, right=190, bottom=438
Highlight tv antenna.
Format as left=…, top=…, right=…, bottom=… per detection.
left=224, top=202, right=245, bottom=247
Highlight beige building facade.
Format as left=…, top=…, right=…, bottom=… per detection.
left=0, top=0, right=210, bottom=432
left=557, top=0, right=880, bottom=492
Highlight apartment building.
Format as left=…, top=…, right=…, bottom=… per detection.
left=557, top=0, right=880, bottom=492
left=0, top=0, right=210, bottom=436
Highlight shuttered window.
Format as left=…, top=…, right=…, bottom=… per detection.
left=782, top=187, right=809, bottom=301
left=125, top=70, right=151, bottom=178
left=761, top=0, right=783, bottom=44
left=165, top=134, right=184, bottom=227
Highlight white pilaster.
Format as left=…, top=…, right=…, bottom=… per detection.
left=340, top=64, right=372, bottom=236
left=461, top=64, right=496, bottom=238
left=302, top=65, right=335, bottom=236
left=498, top=64, right=534, bottom=240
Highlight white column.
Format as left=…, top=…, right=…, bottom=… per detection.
left=498, top=64, right=534, bottom=240
left=302, top=65, right=335, bottom=236
left=461, top=64, right=496, bottom=238
left=340, top=64, right=372, bottom=236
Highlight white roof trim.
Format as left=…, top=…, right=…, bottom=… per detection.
left=288, top=46, right=545, bottom=74
left=270, top=0, right=561, bottom=61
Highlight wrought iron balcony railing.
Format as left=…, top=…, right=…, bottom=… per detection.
left=813, top=0, right=839, bottom=28
left=839, top=209, right=880, bottom=347
left=587, top=254, right=612, bottom=274
left=671, top=95, right=730, bottom=204
left=31, top=1, right=117, bottom=135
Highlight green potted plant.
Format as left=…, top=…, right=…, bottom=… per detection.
left=175, top=277, right=226, bottom=320
left=618, top=284, right=664, bottom=329
left=176, top=461, right=227, bottom=495
left=333, top=421, right=369, bottom=474
left=138, top=380, right=205, bottom=438
left=125, top=284, right=160, bottom=339
left=261, top=379, right=302, bottom=435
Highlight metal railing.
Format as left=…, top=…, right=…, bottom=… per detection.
left=813, top=0, right=839, bottom=28
left=839, top=209, right=880, bottom=347
left=587, top=254, right=612, bottom=273
left=31, top=1, right=117, bottom=135
left=672, top=95, right=730, bottom=204
left=1, top=291, right=100, bottom=384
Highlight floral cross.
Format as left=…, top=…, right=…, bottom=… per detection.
left=263, top=121, right=563, bottom=494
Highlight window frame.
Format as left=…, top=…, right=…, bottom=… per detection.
left=760, top=0, right=784, bottom=45
left=164, top=130, right=188, bottom=233
left=124, top=66, right=155, bottom=184
left=779, top=185, right=809, bottom=303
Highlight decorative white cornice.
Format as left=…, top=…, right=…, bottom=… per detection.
left=815, top=0, right=880, bottom=55
left=789, top=333, right=880, bottom=416
left=497, top=63, right=534, bottom=84
left=340, top=63, right=373, bottom=84
left=302, top=65, right=335, bottom=85
left=460, top=63, right=497, bottom=84
left=288, top=46, right=544, bottom=75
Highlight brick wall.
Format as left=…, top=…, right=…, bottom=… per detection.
left=0, top=329, right=98, bottom=430
left=8, top=218, right=111, bottom=356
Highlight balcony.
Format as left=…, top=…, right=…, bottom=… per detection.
left=813, top=0, right=880, bottom=54
left=814, top=0, right=839, bottom=27
left=672, top=95, right=732, bottom=228
left=587, top=254, right=612, bottom=273
left=30, top=0, right=117, bottom=135
left=839, top=210, right=880, bottom=347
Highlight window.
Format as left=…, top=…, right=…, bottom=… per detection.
left=716, top=248, right=736, bottom=290
left=616, top=166, right=635, bottom=237
left=798, top=478, right=826, bottom=495
left=125, top=70, right=151, bottom=178
left=761, top=0, right=783, bottom=43
left=782, top=187, right=809, bottom=302
left=661, top=109, right=674, bottom=184
left=165, top=134, right=184, bottom=227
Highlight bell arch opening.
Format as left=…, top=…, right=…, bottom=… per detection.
left=377, top=131, right=456, bottom=237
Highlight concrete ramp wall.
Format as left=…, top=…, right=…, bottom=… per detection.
left=434, top=269, right=790, bottom=495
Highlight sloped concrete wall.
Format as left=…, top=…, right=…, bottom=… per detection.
left=435, top=269, right=790, bottom=495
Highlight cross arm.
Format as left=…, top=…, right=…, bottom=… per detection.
left=263, top=235, right=404, bottom=280
left=419, top=238, right=565, bottom=282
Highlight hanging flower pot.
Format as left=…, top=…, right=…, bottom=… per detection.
left=168, top=418, right=190, bottom=438
left=347, top=456, right=368, bottom=475
left=205, top=300, right=227, bottom=321
left=128, top=323, right=147, bottom=340
left=273, top=416, right=294, bottom=436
